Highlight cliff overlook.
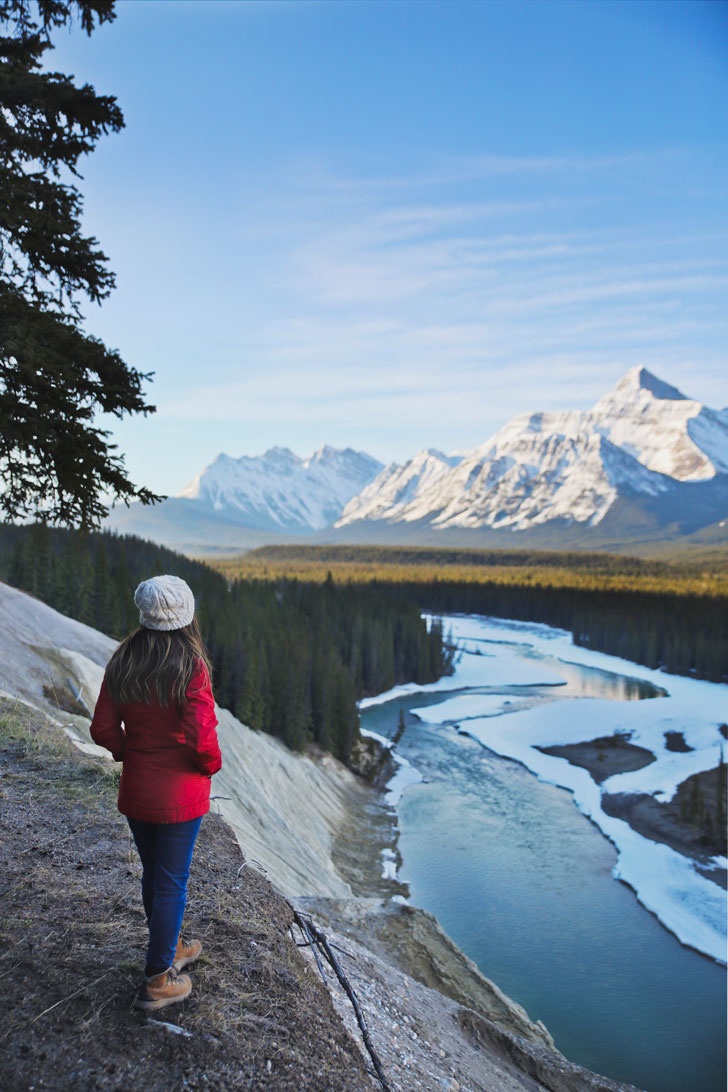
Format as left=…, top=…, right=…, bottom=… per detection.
left=0, top=581, right=641, bottom=1092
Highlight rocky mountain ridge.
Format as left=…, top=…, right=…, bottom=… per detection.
left=103, top=367, right=728, bottom=552
left=336, top=367, right=728, bottom=532
left=178, top=444, right=384, bottom=532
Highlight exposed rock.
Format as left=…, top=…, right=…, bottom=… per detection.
left=456, top=1009, right=644, bottom=1092
left=663, top=730, right=693, bottom=753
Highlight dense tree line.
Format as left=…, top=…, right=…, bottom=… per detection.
left=242, top=543, right=675, bottom=575
left=384, top=578, right=727, bottom=683
left=219, top=545, right=728, bottom=683
left=678, top=756, right=727, bottom=854
left=0, top=523, right=453, bottom=762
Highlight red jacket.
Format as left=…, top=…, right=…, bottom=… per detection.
left=90, top=661, right=222, bottom=824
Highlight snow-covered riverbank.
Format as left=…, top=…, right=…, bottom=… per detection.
left=363, top=614, right=727, bottom=966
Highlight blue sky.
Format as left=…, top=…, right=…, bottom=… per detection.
left=48, top=0, right=727, bottom=496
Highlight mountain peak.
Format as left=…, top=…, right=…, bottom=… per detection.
left=176, top=443, right=382, bottom=531
left=113, top=368, right=727, bottom=547
left=613, top=366, right=687, bottom=403
left=262, top=446, right=299, bottom=459
left=585, top=368, right=726, bottom=481
left=415, top=447, right=457, bottom=463
left=306, top=444, right=365, bottom=464
left=306, top=444, right=338, bottom=462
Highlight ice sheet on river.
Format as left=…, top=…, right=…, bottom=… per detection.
left=369, top=614, right=728, bottom=965
left=359, top=642, right=564, bottom=710
left=412, top=692, right=532, bottom=722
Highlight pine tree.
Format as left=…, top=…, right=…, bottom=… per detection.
left=0, top=1, right=161, bottom=527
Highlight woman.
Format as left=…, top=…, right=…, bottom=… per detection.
left=91, top=574, right=222, bottom=1012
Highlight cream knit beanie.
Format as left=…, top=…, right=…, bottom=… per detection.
left=134, top=575, right=195, bottom=631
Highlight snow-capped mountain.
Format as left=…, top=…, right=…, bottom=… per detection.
left=104, top=368, right=727, bottom=552
left=339, top=449, right=461, bottom=524
left=177, top=445, right=383, bottom=532
left=586, top=368, right=728, bottom=481
left=336, top=367, right=728, bottom=533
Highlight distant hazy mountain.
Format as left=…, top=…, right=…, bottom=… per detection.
left=104, top=445, right=383, bottom=549
left=336, top=367, right=728, bottom=535
left=177, top=445, right=384, bottom=531
left=104, top=368, right=728, bottom=553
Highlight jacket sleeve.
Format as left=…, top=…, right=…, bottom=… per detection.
left=180, top=662, right=222, bottom=776
left=90, top=676, right=125, bottom=761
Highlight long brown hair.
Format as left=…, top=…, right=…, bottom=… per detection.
left=105, top=617, right=213, bottom=707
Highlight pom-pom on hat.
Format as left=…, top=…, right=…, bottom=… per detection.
left=134, top=575, right=195, bottom=632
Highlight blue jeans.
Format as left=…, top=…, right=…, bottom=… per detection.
left=127, top=815, right=202, bottom=976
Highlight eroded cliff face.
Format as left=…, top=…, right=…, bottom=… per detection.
left=0, top=581, right=391, bottom=899
left=209, top=708, right=389, bottom=898
left=297, top=896, right=555, bottom=1050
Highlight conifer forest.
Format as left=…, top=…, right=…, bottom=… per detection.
left=2, top=527, right=725, bottom=768
left=220, top=544, right=728, bottom=684
left=0, top=524, right=453, bottom=763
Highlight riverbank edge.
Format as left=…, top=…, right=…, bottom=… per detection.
left=298, top=730, right=561, bottom=1052
left=297, top=731, right=648, bottom=1092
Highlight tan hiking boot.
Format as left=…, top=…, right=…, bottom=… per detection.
left=134, top=966, right=192, bottom=1011
left=173, top=936, right=202, bottom=972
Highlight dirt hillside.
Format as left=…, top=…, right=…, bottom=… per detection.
left=0, top=695, right=642, bottom=1092
left=0, top=697, right=376, bottom=1092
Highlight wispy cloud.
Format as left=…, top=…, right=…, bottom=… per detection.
left=156, top=149, right=727, bottom=457
left=311, top=149, right=686, bottom=193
